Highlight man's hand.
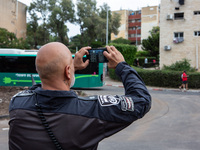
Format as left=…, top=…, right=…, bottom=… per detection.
left=74, top=47, right=90, bottom=71
left=103, top=46, right=125, bottom=69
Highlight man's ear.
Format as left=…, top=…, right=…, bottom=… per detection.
left=65, top=65, right=71, bottom=80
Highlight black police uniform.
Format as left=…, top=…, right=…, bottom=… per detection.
left=9, top=62, right=151, bottom=150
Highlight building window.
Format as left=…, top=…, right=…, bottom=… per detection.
left=179, top=0, right=184, bottom=5
left=129, top=19, right=136, bottom=23
left=128, top=26, right=141, bottom=30
left=129, top=34, right=136, bottom=38
left=129, top=27, right=136, bottom=30
left=137, top=34, right=141, bottom=37
left=194, top=11, right=200, bottom=15
left=194, top=31, right=200, bottom=36
left=173, top=32, right=184, bottom=43
left=174, top=13, right=184, bottom=20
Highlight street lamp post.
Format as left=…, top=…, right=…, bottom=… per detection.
left=106, top=5, right=109, bottom=45
left=136, top=26, right=138, bottom=46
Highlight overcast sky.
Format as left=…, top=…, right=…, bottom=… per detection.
left=18, top=0, right=161, bottom=37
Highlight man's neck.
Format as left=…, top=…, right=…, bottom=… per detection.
left=41, top=80, right=70, bottom=91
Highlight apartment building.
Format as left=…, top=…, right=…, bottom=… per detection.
left=128, top=10, right=142, bottom=45
left=0, top=0, right=27, bottom=39
left=111, top=6, right=159, bottom=46
left=160, top=0, right=200, bottom=71
left=141, top=6, right=160, bottom=41
left=111, top=10, right=129, bottom=41
left=111, top=10, right=142, bottom=45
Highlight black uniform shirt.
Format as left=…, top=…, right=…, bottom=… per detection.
left=9, top=61, right=151, bottom=150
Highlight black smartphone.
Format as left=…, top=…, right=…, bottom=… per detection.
left=87, top=48, right=108, bottom=63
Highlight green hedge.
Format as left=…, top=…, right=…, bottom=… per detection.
left=109, top=43, right=137, bottom=65
left=109, top=66, right=200, bottom=89
left=134, top=57, right=157, bottom=67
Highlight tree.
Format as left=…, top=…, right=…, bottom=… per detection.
left=142, top=26, right=159, bottom=59
left=48, top=0, right=75, bottom=45
left=76, top=0, right=100, bottom=46
left=97, top=3, right=121, bottom=44
left=27, top=0, right=49, bottom=48
left=76, top=0, right=121, bottom=46
left=0, top=28, right=17, bottom=48
left=0, top=28, right=29, bottom=49
left=29, top=0, right=49, bottom=43
left=69, top=34, right=82, bottom=52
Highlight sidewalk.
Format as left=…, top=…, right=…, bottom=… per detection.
left=104, top=76, right=200, bottom=93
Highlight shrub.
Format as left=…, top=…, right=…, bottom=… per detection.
left=135, top=51, right=150, bottom=57
left=163, top=58, right=196, bottom=72
left=108, top=68, right=121, bottom=81
left=91, top=41, right=103, bottom=48
left=109, top=43, right=137, bottom=65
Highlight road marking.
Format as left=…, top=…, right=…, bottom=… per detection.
left=2, top=128, right=9, bottom=131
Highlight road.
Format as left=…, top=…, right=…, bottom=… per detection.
left=81, top=86, right=200, bottom=150
left=1, top=85, right=200, bottom=150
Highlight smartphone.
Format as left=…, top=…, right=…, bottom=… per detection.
left=87, top=48, right=108, bottom=63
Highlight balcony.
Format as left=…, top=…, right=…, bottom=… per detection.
left=128, top=14, right=141, bottom=19
left=128, top=22, right=141, bottom=27
left=128, top=37, right=141, bottom=42
left=128, top=29, right=141, bottom=34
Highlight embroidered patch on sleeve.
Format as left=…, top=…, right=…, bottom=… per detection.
left=120, top=96, right=134, bottom=111
left=98, top=95, right=120, bottom=106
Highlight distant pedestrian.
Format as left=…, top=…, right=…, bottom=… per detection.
left=144, top=57, right=148, bottom=68
left=179, top=70, right=189, bottom=91
left=135, top=58, right=139, bottom=66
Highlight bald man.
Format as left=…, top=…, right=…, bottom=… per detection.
left=9, top=42, right=151, bottom=150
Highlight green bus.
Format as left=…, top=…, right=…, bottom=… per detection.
left=0, top=49, right=106, bottom=88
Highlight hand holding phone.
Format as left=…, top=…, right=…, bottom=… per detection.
left=87, top=48, right=108, bottom=63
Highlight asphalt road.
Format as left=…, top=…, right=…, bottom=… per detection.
left=81, top=86, right=200, bottom=150
left=1, top=86, right=200, bottom=150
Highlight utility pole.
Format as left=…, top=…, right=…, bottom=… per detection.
left=106, top=5, right=109, bottom=45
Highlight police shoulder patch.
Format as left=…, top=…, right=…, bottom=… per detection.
left=14, top=90, right=34, bottom=97
left=98, top=95, right=120, bottom=106
left=120, top=96, right=134, bottom=111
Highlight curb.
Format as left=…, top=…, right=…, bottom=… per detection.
left=105, top=83, right=124, bottom=88
left=0, top=115, right=9, bottom=120
left=105, top=83, right=200, bottom=93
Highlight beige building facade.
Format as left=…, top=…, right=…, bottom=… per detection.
left=111, top=10, right=129, bottom=41
left=0, top=0, right=27, bottom=39
left=141, top=6, right=160, bottom=41
left=160, top=0, right=200, bottom=71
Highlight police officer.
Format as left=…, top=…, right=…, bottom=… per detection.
left=9, top=42, right=151, bottom=150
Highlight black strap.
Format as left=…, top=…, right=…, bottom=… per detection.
left=34, top=93, right=64, bottom=150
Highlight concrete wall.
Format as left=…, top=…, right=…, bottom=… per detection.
left=160, top=0, right=200, bottom=71
left=141, top=6, right=159, bottom=40
left=111, top=10, right=129, bottom=41
left=0, top=0, right=26, bottom=39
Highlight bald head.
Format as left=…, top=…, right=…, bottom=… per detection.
left=36, top=42, right=72, bottom=80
